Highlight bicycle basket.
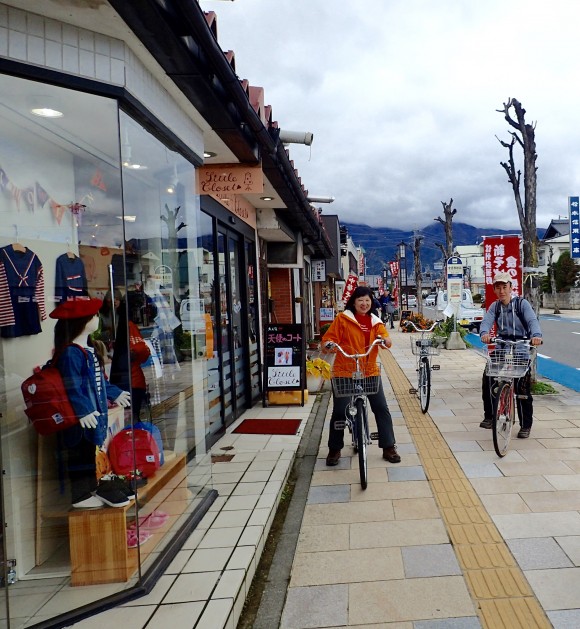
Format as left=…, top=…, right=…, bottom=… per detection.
left=484, top=346, right=534, bottom=378
left=409, top=334, right=440, bottom=356
left=331, top=363, right=382, bottom=398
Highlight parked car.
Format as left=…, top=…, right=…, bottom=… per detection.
left=407, top=295, right=417, bottom=307
left=425, top=294, right=436, bottom=306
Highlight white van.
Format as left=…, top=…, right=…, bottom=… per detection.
left=436, top=289, right=474, bottom=311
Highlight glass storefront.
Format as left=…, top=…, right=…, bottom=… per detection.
left=0, top=73, right=213, bottom=627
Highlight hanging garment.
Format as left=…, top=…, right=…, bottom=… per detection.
left=54, top=254, right=88, bottom=304
left=0, top=245, right=46, bottom=338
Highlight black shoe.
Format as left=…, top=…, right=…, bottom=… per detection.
left=326, top=449, right=341, bottom=466
left=383, top=446, right=401, bottom=463
left=94, top=480, right=131, bottom=508
left=100, top=474, right=136, bottom=500
left=480, top=419, right=493, bottom=429
left=517, top=428, right=531, bottom=439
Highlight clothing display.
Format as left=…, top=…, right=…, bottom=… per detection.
left=54, top=253, right=88, bottom=304
left=0, top=245, right=46, bottom=337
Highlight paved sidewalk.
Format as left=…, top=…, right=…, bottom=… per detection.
left=280, top=325, right=580, bottom=628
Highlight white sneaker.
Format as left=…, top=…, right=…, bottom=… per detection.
left=72, top=495, right=104, bottom=509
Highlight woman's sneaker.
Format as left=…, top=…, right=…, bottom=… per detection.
left=479, top=418, right=493, bottom=429
left=93, top=479, right=131, bottom=508
left=99, top=474, right=136, bottom=500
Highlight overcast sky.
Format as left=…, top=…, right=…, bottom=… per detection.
left=209, top=0, right=580, bottom=232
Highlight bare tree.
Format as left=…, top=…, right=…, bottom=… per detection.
left=434, top=198, right=457, bottom=258
left=496, top=98, right=539, bottom=310
left=548, top=245, right=561, bottom=314
left=410, top=235, right=424, bottom=312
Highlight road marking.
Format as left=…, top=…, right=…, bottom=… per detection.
left=572, top=332, right=580, bottom=335
left=537, top=353, right=550, bottom=359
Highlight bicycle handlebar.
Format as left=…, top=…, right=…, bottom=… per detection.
left=407, top=319, right=444, bottom=333
left=487, top=337, right=542, bottom=346
left=324, top=337, right=387, bottom=359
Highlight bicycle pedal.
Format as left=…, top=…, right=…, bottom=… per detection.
left=431, top=365, right=440, bottom=370
left=369, top=432, right=379, bottom=441
left=409, top=388, right=417, bottom=394
left=334, top=420, right=346, bottom=431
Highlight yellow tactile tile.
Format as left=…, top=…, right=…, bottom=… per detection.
left=380, top=349, right=552, bottom=629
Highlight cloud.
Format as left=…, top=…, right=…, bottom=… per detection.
left=214, top=0, right=580, bottom=230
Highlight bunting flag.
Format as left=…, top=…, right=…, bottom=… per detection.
left=22, top=187, right=34, bottom=212
left=91, top=169, right=107, bottom=191
left=0, top=168, right=8, bottom=191
left=50, top=199, right=67, bottom=225
left=9, top=183, right=21, bottom=210
left=35, top=182, right=49, bottom=208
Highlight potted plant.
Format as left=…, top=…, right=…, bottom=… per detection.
left=306, top=355, right=331, bottom=393
left=307, top=338, right=320, bottom=350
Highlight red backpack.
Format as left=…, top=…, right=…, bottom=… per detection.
left=108, top=428, right=161, bottom=478
left=21, top=362, right=79, bottom=436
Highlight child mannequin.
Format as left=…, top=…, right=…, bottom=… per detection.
left=50, top=298, right=132, bottom=508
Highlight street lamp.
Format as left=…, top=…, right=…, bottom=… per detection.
left=398, top=241, right=408, bottom=309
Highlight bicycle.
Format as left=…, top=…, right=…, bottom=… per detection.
left=407, top=320, right=442, bottom=413
left=484, top=338, right=536, bottom=457
left=326, top=337, right=387, bottom=489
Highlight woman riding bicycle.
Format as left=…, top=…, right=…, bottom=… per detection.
left=322, top=286, right=401, bottom=466
left=479, top=272, right=542, bottom=438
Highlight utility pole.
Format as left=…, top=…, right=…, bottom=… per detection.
left=411, top=234, right=424, bottom=313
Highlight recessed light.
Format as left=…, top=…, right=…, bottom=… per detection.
left=204, top=151, right=217, bottom=159
left=31, top=106, right=63, bottom=118
left=260, top=196, right=274, bottom=201
left=116, top=215, right=137, bottom=222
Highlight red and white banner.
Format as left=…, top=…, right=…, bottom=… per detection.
left=389, top=261, right=400, bottom=305
left=341, top=273, right=358, bottom=303
left=482, top=235, right=522, bottom=306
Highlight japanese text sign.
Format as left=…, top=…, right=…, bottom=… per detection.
left=570, top=196, right=580, bottom=259
left=264, top=324, right=304, bottom=391
left=482, top=235, right=522, bottom=306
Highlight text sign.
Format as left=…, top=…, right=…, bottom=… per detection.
left=570, top=196, right=580, bottom=259
left=196, top=164, right=264, bottom=194
left=264, top=324, right=304, bottom=391
left=446, top=257, right=463, bottom=304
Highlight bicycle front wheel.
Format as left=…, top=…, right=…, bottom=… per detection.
left=355, top=398, right=368, bottom=489
left=419, top=357, right=431, bottom=413
left=493, top=382, right=515, bottom=457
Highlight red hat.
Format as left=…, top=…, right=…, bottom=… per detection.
left=49, top=297, right=103, bottom=319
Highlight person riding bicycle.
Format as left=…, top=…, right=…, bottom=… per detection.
left=322, top=286, right=401, bottom=465
left=479, top=272, right=542, bottom=439
left=379, top=291, right=395, bottom=329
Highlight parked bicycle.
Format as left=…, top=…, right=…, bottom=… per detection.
left=326, top=337, right=387, bottom=489
left=484, top=338, right=536, bottom=457
left=407, top=320, right=442, bottom=413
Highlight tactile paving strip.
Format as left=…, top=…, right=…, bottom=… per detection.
left=380, top=349, right=551, bottom=629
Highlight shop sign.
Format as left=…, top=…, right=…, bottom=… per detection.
left=210, top=192, right=257, bottom=229
left=197, top=164, right=263, bottom=194
left=446, top=256, right=463, bottom=305
left=312, top=260, right=326, bottom=282
left=569, top=196, right=580, bottom=259
left=264, top=324, right=304, bottom=391
left=319, top=307, right=334, bottom=321
left=482, top=235, right=521, bottom=306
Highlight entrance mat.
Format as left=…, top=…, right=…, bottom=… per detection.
left=233, top=419, right=301, bottom=435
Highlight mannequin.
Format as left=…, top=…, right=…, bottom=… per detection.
left=50, top=298, right=132, bottom=508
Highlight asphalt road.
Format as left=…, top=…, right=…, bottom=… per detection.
left=537, top=313, right=580, bottom=371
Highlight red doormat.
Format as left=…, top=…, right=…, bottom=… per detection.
left=233, top=419, right=301, bottom=435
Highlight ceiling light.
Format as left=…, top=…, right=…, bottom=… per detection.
left=123, top=161, right=147, bottom=170
left=260, top=196, right=274, bottom=201
left=31, top=106, right=63, bottom=118
left=116, top=215, right=137, bottom=222
left=204, top=151, right=217, bottom=159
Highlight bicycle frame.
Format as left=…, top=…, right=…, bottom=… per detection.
left=484, top=338, right=535, bottom=457
left=326, top=338, right=386, bottom=489
left=407, top=320, right=442, bottom=413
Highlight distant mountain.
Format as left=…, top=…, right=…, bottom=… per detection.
left=343, top=222, right=546, bottom=274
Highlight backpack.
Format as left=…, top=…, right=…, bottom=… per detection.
left=108, top=428, right=161, bottom=478
left=493, top=296, right=530, bottom=338
left=133, top=421, right=165, bottom=467
left=21, top=349, right=87, bottom=436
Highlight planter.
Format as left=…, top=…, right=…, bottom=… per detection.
left=306, top=374, right=324, bottom=393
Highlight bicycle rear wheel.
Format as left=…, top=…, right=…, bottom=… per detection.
left=419, top=357, right=431, bottom=413
left=493, top=382, right=515, bottom=457
left=355, top=398, right=368, bottom=489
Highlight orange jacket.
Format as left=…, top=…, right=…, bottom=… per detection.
left=322, top=311, right=389, bottom=378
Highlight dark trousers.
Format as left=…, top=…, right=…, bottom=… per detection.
left=328, top=379, right=395, bottom=450
left=482, top=371, right=533, bottom=429
left=66, top=435, right=98, bottom=504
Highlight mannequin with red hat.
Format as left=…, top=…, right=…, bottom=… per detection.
left=50, top=298, right=132, bottom=508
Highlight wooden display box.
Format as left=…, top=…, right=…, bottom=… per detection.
left=68, top=454, right=187, bottom=586
left=267, top=389, right=308, bottom=405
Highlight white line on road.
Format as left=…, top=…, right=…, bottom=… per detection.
left=537, top=353, right=551, bottom=359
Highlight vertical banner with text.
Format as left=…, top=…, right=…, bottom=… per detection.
left=570, top=196, right=580, bottom=259
left=264, top=324, right=304, bottom=392
left=482, top=235, right=522, bottom=307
